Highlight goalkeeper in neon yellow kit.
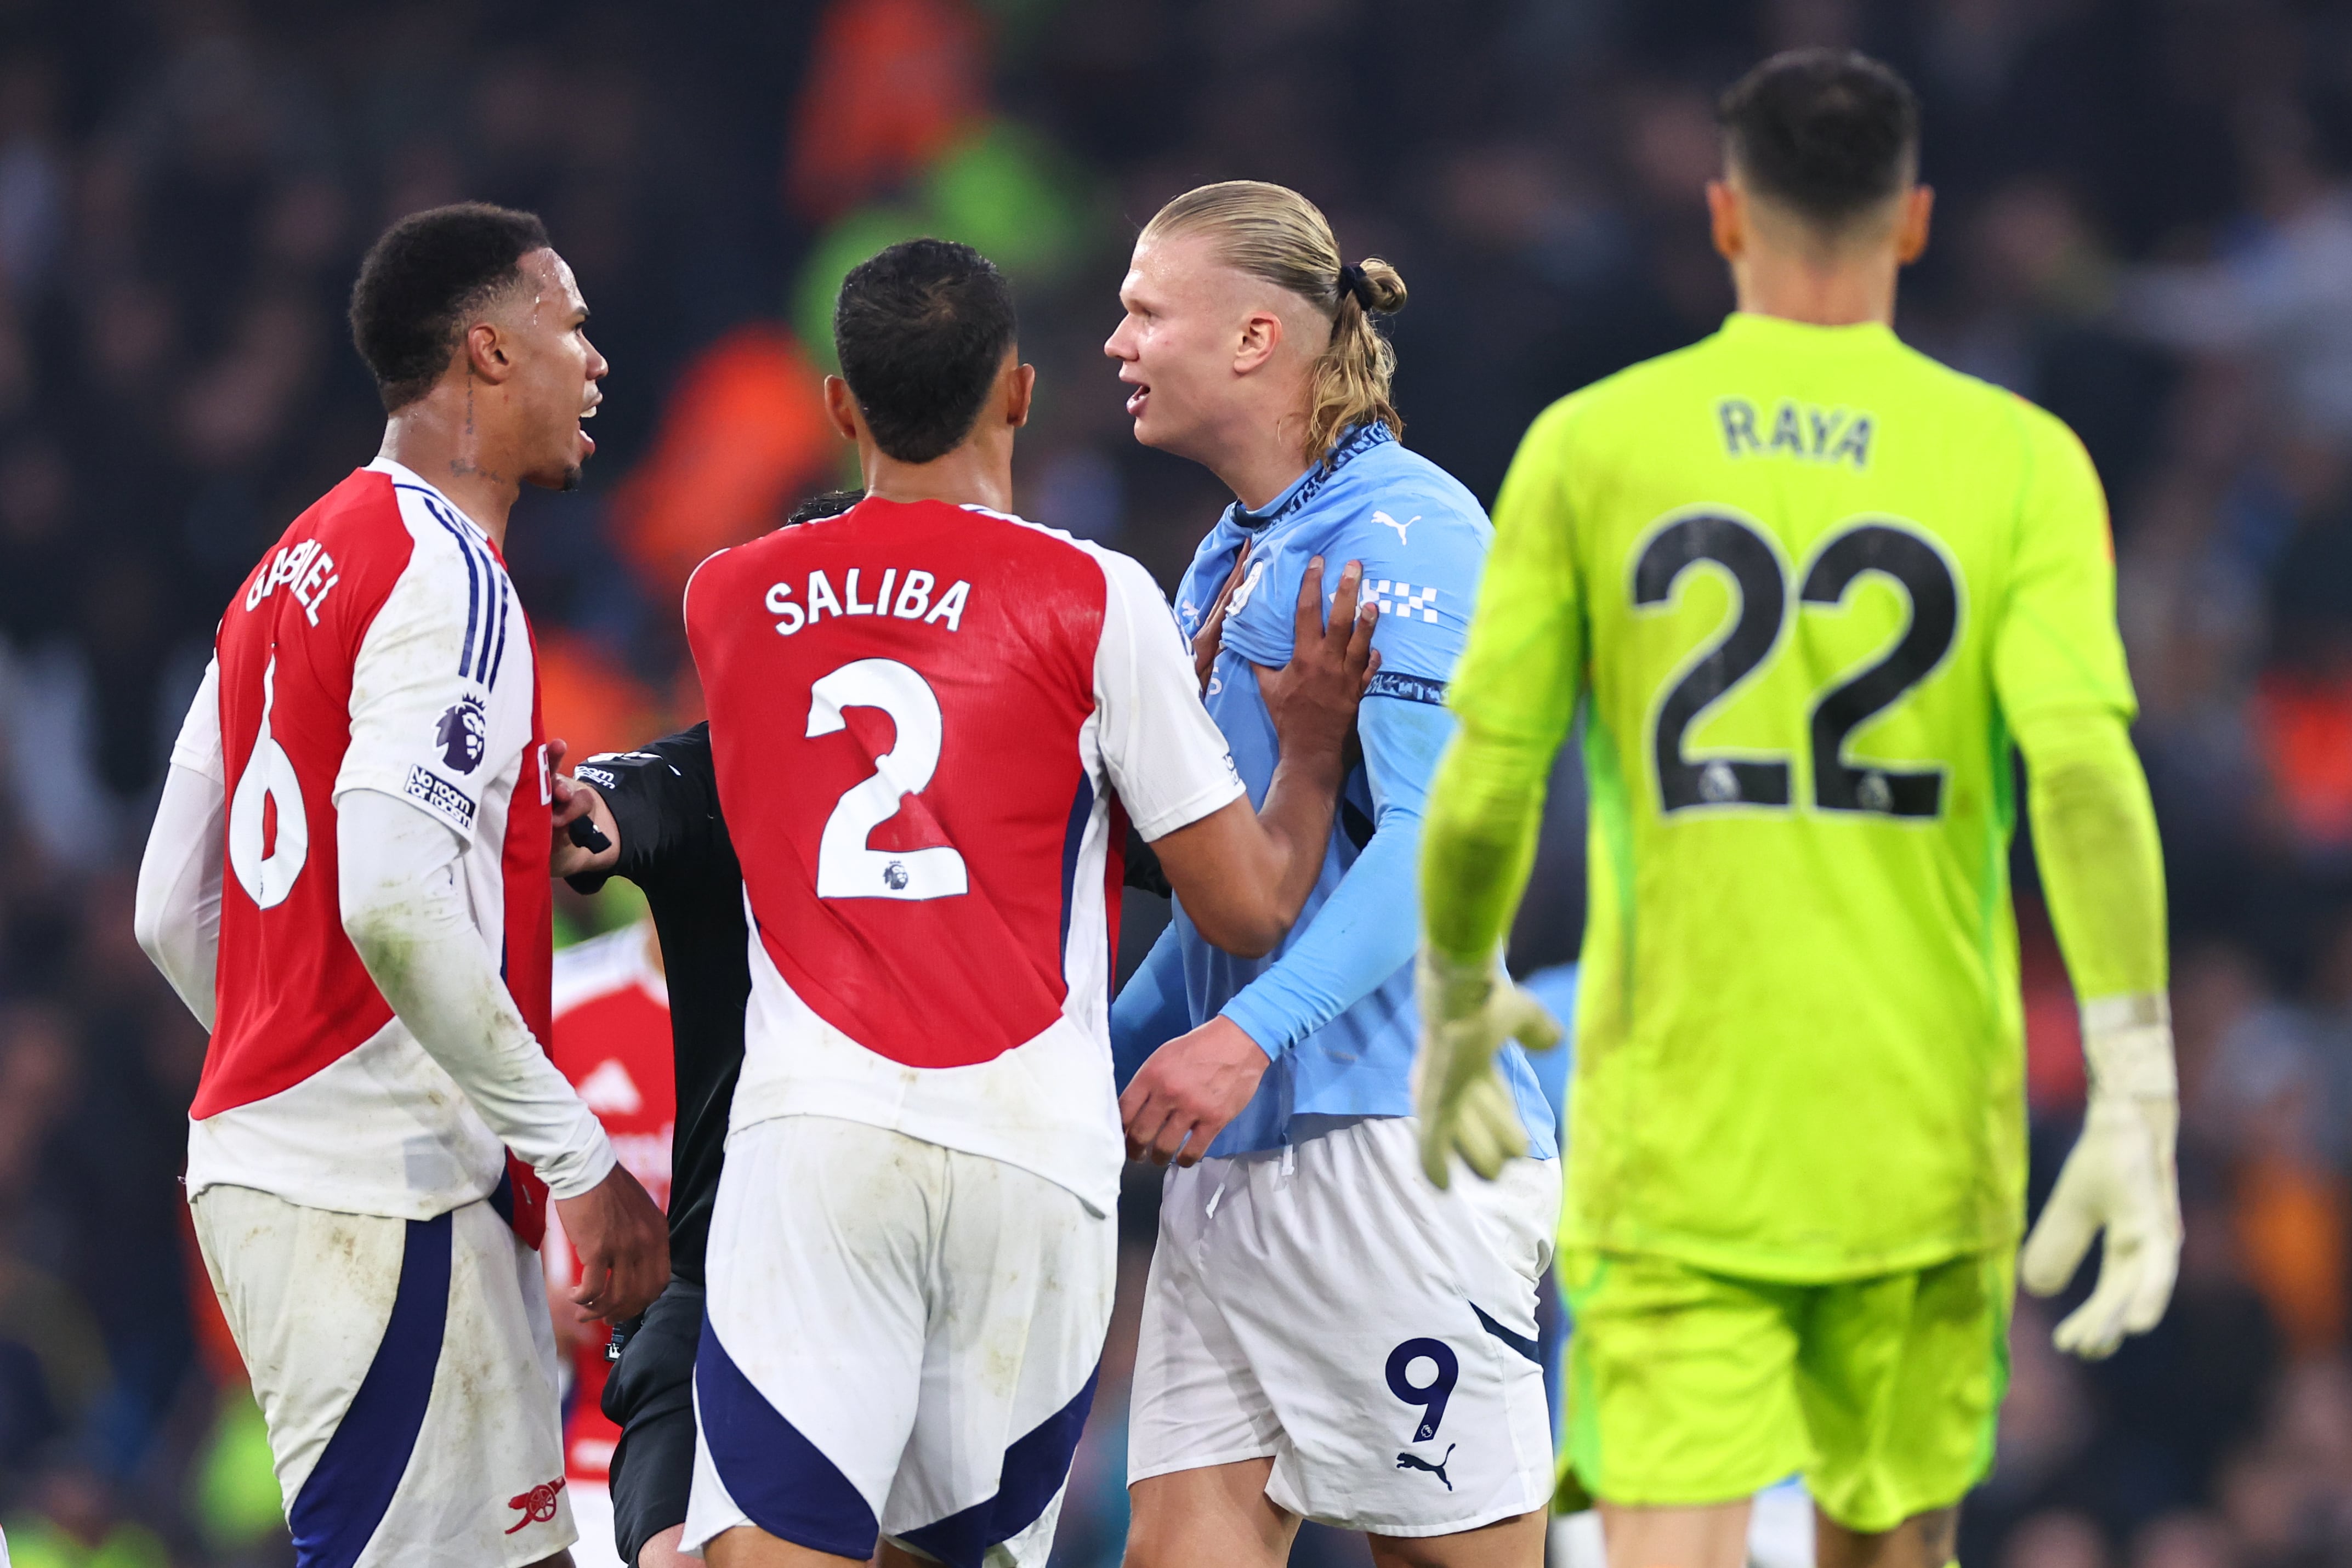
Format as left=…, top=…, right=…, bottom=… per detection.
left=1414, top=48, right=2179, bottom=1568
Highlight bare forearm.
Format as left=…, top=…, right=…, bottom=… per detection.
left=1254, top=744, right=1348, bottom=930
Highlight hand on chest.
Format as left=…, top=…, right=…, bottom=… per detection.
left=1216, top=538, right=1306, bottom=665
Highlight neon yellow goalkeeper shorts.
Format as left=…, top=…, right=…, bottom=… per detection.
left=1556, top=1247, right=2012, bottom=1533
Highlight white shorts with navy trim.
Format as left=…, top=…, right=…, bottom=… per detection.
left=190, top=1183, right=574, bottom=1567
left=684, top=1115, right=1116, bottom=1566
left=1128, top=1116, right=1560, bottom=1536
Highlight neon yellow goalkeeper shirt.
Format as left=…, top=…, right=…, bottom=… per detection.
left=1434, top=313, right=2145, bottom=1281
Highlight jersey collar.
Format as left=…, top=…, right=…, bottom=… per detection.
left=1223, top=421, right=1393, bottom=534
left=1717, top=311, right=1901, bottom=353
left=367, top=457, right=493, bottom=543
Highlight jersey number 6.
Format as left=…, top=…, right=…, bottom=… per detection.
left=1634, top=513, right=1959, bottom=819
left=228, top=653, right=309, bottom=908
left=808, top=658, right=970, bottom=901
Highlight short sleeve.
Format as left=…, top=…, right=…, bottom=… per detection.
left=1992, top=407, right=2138, bottom=729
left=1092, top=548, right=1247, bottom=840
left=334, top=539, right=515, bottom=842
left=171, top=657, right=225, bottom=782
left=1447, top=396, right=1588, bottom=749
left=1338, top=498, right=1482, bottom=690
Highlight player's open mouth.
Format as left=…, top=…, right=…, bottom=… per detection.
left=579, top=400, right=599, bottom=454
left=1126, top=383, right=1149, bottom=418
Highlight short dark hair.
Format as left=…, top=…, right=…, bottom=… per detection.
left=349, top=203, right=549, bottom=412
left=1718, top=49, right=1921, bottom=230
left=833, top=239, right=1016, bottom=464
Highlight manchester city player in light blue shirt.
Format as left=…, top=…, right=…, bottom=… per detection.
left=1105, top=181, right=1559, bottom=1568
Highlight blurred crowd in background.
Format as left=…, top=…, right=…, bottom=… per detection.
left=0, top=0, right=2342, bottom=1563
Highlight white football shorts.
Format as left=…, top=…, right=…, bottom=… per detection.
left=1129, top=1115, right=1560, bottom=1537
left=190, top=1183, right=574, bottom=1567
left=684, top=1115, right=1116, bottom=1565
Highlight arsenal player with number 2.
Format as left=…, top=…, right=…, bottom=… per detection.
left=679, top=238, right=1376, bottom=1568
left=134, top=203, right=667, bottom=1568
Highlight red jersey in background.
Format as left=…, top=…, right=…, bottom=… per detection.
left=546, top=921, right=674, bottom=1484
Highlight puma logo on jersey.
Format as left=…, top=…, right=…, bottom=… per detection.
left=1395, top=1445, right=1455, bottom=1490
left=1718, top=398, right=1874, bottom=469
left=1373, top=511, right=1421, bottom=547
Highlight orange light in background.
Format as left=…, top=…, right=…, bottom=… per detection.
left=539, top=628, right=667, bottom=767
left=607, top=323, right=838, bottom=611
left=2252, top=667, right=2352, bottom=852
left=787, top=0, right=988, bottom=221
left=2235, top=1152, right=2349, bottom=1355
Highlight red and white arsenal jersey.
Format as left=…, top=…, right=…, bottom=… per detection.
left=684, top=497, right=1243, bottom=1212
left=173, top=457, right=554, bottom=1221
left=544, top=922, right=674, bottom=1485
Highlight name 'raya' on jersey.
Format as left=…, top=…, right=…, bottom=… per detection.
left=1456, top=313, right=2138, bottom=1279
left=683, top=496, right=1245, bottom=1215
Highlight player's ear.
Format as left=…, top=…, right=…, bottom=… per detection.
left=822, top=376, right=861, bottom=443
left=463, top=321, right=513, bottom=383
left=1896, top=185, right=1934, bottom=265
left=1233, top=309, right=1282, bottom=377
left=1707, top=179, right=1744, bottom=263
left=1007, top=362, right=1035, bottom=429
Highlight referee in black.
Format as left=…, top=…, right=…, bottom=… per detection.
left=545, top=496, right=1173, bottom=1567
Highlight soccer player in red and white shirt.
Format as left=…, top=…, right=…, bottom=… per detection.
left=543, top=919, right=675, bottom=1568
left=678, top=239, right=1376, bottom=1568
left=134, top=203, right=667, bottom=1568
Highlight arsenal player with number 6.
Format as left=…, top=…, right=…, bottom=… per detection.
left=133, top=203, right=667, bottom=1568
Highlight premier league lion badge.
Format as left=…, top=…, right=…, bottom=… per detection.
left=434, top=692, right=489, bottom=774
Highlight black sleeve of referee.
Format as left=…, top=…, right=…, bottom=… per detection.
left=1122, top=821, right=1170, bottom=898
left=565, top=723, right=731, bottom=895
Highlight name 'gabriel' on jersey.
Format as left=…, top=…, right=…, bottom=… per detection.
left=185, top=457, right=555, bottom=1228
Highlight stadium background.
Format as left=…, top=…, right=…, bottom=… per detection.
left=0, top=0, right=2339, bottom=1562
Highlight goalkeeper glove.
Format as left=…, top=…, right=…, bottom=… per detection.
left=1413, top=947, right=1563, bottom=1188
left=2020, top=996, right=2182, bottom=1360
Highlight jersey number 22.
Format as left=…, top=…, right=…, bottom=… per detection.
left=1634, top=512, right=1959, bottom=819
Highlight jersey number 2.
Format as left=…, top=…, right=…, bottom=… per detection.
left=1635, top=514, right=1959, bottom=818
left=808, top=658, right=969, bottom=901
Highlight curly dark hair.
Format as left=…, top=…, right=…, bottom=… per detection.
left=348, top=203, right=549, bottom=412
